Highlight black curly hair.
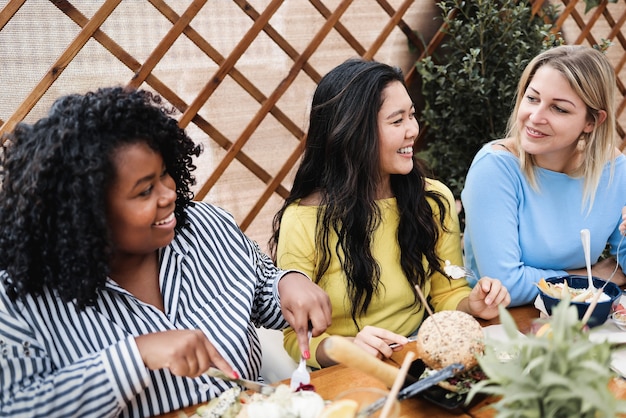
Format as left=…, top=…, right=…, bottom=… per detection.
left=0, top=86, right=202, bottom=309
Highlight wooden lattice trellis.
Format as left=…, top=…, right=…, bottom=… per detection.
left=1, top=0, right=625, bottom=250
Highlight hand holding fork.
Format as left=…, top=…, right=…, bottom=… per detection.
left=290, top=328, right=312, bottom=390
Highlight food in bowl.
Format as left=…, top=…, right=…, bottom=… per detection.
left=537, top=275, right=621, bottom=328
left=537, top=277, right=611, bottom=303
left=612, top=310, right=626, bottom=331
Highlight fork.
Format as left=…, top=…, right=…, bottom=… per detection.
left=444, top=260, right=478, bottom=281
left=582, top=234, right=625, bottom=325
left=388, top=334, right=418, bottom=349
left=608, top=233, right=625, bottom=283
left=290, top=328, right=312, bottom=390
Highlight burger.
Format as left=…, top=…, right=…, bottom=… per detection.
left=414, top=310, right=486, bottom=393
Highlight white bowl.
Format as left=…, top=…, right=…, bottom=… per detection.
left=611, top=311, right=626, bottom=331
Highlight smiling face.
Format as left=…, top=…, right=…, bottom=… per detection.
left=517, top=65, right=596, bottom=172
left=377, top=81, right=419, bottom=185
left=106, top=141, right=178, bottom=258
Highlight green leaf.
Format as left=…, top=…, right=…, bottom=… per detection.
left=472, top=297, right=626, bottom=416
left=581, top=0, right=617, bottom=13
left=416, top=0, right=561, bottom=198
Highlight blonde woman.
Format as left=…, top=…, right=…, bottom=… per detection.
left=462, top=45, right=626, bottom=306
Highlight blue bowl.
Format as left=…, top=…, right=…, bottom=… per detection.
left=540, top=275, right=621, bottom=328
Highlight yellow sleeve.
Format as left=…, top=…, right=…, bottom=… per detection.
left=275, top=203, right=316, bottom=278
left=425, top=179, right=472, bottom=311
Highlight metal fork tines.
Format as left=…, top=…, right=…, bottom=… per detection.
left=444, top=260, right=478, bottom=281
left=388, top=335, right=417, bottom=349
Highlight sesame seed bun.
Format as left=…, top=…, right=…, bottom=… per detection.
left=415, top=310, right=485, bottom=371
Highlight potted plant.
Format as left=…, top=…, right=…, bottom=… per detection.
left=414, top=0, right=560, bottom=199
left=467, top=300, right=626, bottom=417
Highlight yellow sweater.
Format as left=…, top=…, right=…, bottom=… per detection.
left=276, top=179, right=471, bottom=368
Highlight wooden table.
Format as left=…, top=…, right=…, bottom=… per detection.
left=156, top=304, right=541, bottom=418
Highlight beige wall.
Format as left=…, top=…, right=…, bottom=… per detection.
left=0, top=0, right=439, bottom=251
left=4, top=1, right=622, bottom=254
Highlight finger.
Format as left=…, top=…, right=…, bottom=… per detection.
left=352, top=338, right=383, bottom=358
left=472, top=279, right=489, bottom=300
left=481, top=279, right=507, bottom=306
left=310, top=312, right=332, bottom=337
left=480, top=277, right=496, bottom=291
left=311, top=290, right=333, bottom=322
left=186, top=354, right=199, bottom=377
left=359, top=327, right=408, bottom=356
left=488, top=288, right=508, bottom=307
left=201, top=338, right=236, bottom=379
left=307, top=305, right=332, bottom=338
left=194, top=341, right=215, bottom=377
left=295, top=324, right=312, bottom=359
left=503, top=292, right=511, bottom=307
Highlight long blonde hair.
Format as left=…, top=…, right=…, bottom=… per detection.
left=507, top=45, right=617, bottom=211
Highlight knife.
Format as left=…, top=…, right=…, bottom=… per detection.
left=397, top=362, right=463, bottom=400
left=204, top=367, right=275, bottom=395
left=356, top=362, right=464, bottom=417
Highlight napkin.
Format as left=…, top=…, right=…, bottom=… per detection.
left=483, top=324, right=525, bottom=341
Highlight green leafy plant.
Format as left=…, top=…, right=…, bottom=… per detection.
left=415, top=0, right=560, bottom=198
left=467, top=301, right=626, bottom=417
left=582, top=0, right=618, bottom=13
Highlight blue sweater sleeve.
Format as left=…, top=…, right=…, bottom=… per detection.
left=461, top=146, right=566, bottom=306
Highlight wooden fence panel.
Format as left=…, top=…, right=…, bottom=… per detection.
left=554, top=0, right=626, bottom=140
left=0, top=0, right=624, bottom=249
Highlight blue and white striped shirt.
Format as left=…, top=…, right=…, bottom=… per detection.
left=0, top=202, right=289, bottom=417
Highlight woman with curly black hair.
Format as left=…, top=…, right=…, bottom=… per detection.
left=269, top=59, right=510, bottom=369
left=0, top=87, right=331, bottom=417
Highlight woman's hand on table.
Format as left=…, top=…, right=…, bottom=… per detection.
left=461, top=277, right=511, bottom=320
left=278, top=272, right=332, bottom=359
left=315, top=326, right=408, bottom=368
left=135, top=329, right=236, bottom=378
left=351, top=326, right=409, bottom=359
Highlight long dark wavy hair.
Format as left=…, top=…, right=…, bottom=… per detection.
left=0, top=87, right=202, bottom=309
left=269, top=59, right=450, bottom=326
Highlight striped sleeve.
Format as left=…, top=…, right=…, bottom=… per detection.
left=189, top=203, right=289, bottom=331
left=250, top=239, right=289, bottom=329
left=0, top=288, right=149, bottom=418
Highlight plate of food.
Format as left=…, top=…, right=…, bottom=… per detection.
left=190, top=384, right=327, bottom=418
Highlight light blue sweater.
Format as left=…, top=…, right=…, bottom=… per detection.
left=462, top=141, right=626, bottom=306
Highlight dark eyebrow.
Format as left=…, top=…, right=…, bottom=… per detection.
left=130, top=163, right=166, bottom=191
left=131, top=173, right=156, bottom=191
left=528, top=87, right=576, bottom=108
left=384, top=104, right=415, bottom=120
